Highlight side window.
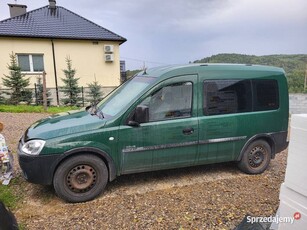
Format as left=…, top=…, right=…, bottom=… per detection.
left=253, top=79, right=279, bottom=111
left=140, top=82, right=193, bottom=122
left=203, top=80, right=252, bottom=116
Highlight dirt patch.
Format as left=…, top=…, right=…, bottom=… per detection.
left=0, top=112, right=287, bottom=229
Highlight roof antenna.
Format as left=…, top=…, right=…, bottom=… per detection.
left=142, top=61, right=147, bottom=75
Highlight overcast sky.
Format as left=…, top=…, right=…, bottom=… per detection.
left=1, top=0, right=307, bottom=70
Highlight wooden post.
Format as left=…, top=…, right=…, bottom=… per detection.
left=34, top=83, right=38, bottom=105
left=42, top=71, right=47, bottom=112
left=82, top=86, right=84, bottom=107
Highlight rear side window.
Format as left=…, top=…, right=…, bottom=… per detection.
left=203, top=79, right=279, bottom=116
left=203, top=80, right=252, bottom=116
left=253, top=80, right=279, bottom=111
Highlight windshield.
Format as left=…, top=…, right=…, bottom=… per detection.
left=98, top=76, right=156, bottom=118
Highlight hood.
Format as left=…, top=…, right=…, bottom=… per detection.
left=24, top=110, right=106, bottom=141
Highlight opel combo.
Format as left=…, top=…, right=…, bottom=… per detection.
left=18, top=64, right=289, bottom=202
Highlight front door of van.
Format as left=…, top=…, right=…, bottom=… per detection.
left=119, top=75, right=199, bottom=174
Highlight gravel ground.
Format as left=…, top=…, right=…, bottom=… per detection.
left=0, top=112, right=288, bottom=229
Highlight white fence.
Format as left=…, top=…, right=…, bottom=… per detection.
left=289, top=94, right=307, bottom=114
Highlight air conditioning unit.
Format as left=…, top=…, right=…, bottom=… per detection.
left=104, top=45, right=114, bottom=53
left=105, top=54, right=114, bottom=62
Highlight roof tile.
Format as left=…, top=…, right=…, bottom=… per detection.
left=0, top=5, right=126, bottom=43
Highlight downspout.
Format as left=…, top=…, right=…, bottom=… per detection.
left=51, top=39, right=60, bottom=106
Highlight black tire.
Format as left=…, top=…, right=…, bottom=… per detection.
left=53, top=154, right=108, bottom=203
left=238, top=140, right=271, bottom=174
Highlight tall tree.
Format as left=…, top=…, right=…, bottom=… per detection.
left=61, top=57, right=81, bottom=106
left=2, top=53, right=31, bottom=105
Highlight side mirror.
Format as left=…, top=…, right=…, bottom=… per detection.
left=127, top=120, right=140, bottom=127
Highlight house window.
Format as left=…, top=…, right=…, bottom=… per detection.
left=17, top=54, right=44, bottom=72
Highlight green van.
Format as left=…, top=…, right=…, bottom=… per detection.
left=18, top=64, right=289, bottom=202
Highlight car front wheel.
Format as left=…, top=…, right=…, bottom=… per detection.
left=53, top=154, right=108, bottom=203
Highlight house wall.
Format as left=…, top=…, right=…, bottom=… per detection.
left=0, top=37, right=121, bottom=89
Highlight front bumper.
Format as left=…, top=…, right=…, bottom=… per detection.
left=18, top=144, right=61, bottom=185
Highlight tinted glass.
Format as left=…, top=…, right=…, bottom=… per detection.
left=204, top=80, right=252, bottom=115
left=253, top=79, right=279, bottom=111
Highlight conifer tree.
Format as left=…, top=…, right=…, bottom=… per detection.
left=0, top=90, right=5, bottom=104
left=87, top=79, right=103, bottom=105
left=61, top=57, right=81, bottom=106
left=2, top=53, right=31, bottom=105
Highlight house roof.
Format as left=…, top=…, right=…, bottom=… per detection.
left=0, top=5, right=126, bottom=43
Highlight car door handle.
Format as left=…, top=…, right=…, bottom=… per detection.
left=182, top=127, right=194, bottom=135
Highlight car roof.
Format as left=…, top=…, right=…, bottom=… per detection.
left=136, top=63, right=285, bottom=80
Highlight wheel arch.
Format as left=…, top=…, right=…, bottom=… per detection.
left=53, top=147, right=117, bottom=182
left=237, top=134, right=276, bottom=161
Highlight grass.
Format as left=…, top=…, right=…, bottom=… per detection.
left=0, top=184, right=18, bottom=209
left=0, top=105, right=79, bottom=114
left=0, top=177, right=26, bottom=229
left=0, top=176, right=25, bottom=210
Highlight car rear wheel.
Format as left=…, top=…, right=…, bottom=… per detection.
left=238, top=140, right=271, bottom=174
left=53, top=154, right=108, bottom=203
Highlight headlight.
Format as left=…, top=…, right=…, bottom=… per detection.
left=21, top=140, right=46, bottom=155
